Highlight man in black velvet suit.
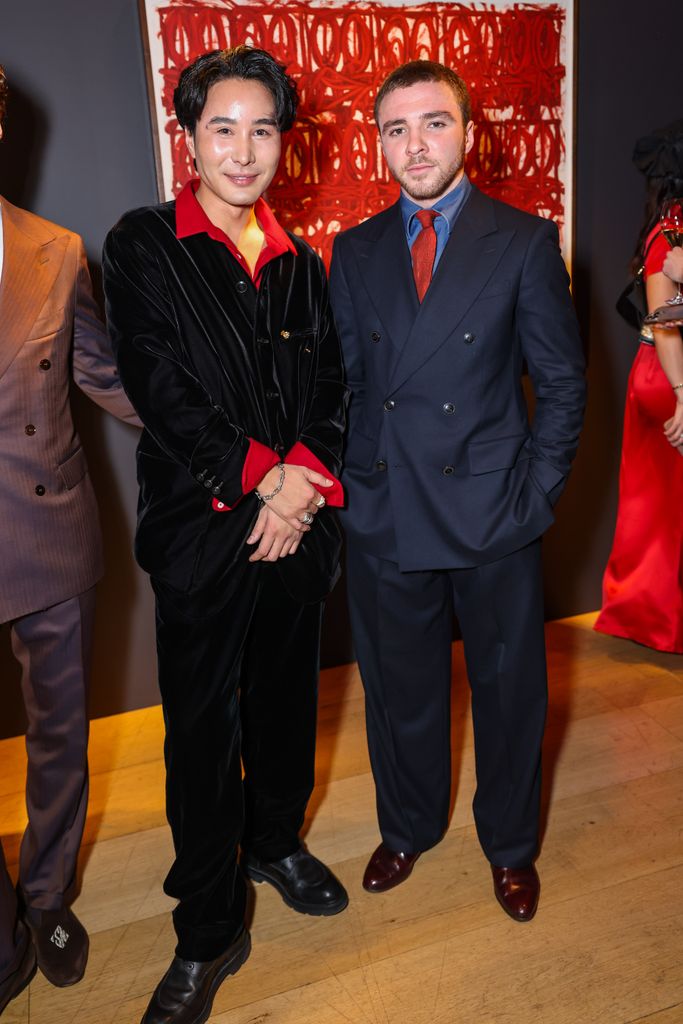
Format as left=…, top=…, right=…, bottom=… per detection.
left=103, top=47, right=348, bottom=1024
left=330, top=61, right=585, bottom=920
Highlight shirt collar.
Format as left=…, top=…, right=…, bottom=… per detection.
left=401, top=173, right=472, bottom=242
left=175, top=179, right=296, bottom=281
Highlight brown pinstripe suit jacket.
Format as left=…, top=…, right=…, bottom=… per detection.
left=0, top=197, right=139, bottom=622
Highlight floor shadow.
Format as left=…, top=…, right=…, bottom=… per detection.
left=539, top=619, right=582, bottom=847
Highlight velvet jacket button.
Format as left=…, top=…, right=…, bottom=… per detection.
left=463, top=332, right=475, bottom=344
left=442, top=465, right=454, bottom=475
left=375, top=460, right=387, bottom=471
left=443, top=403, right=455, bottom=414
left=25, top=424, right=36, bottom=436
left=39, top=359, right=51, bottom=370
left=35, top=484, right=46, bottom=495
left=384, top=399, right=395, bottom=411
left=235, top=281, right=248, bottom=293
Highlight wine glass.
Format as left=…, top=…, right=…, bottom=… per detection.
left=661, top=198, right=683, bottom=306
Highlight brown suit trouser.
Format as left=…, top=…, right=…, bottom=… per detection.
left=0, top=588, right=95, bottom=982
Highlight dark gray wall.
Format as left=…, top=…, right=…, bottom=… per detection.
left=1, top=0, right=681, bottom=738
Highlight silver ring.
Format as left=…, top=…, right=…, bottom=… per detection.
left=301, top=512, right=314, bottom=525
left=315, top=495, right=326, bottom=508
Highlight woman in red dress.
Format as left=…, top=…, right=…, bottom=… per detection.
left=595, top=122, right=683, bottom=652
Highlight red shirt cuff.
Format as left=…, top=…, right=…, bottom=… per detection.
left=284, top=441, right=344, bottom=506
left=212, top=438, right=279, bottom=512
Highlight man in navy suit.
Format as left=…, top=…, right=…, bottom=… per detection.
left=329, top=60, right=585, bottom=920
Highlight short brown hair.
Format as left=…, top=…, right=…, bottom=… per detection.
left=0, top=65, right=7, bottom=128
left=374, top=60, right=471, bottom=129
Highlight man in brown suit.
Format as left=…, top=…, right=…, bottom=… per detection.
left=0, top=65, right=139, bottom=1012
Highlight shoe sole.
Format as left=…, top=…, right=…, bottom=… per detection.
left=0, top=949, right=37, bottom=1014
left=245, top=867, right=349, bottom=916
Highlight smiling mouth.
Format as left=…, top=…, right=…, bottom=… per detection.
left=226, top=173, right=259, bottom=185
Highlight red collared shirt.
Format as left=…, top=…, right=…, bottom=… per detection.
left=174, top=180, right=343, bottom=510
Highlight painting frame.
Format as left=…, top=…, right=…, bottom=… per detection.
left=138, top=0, right=577, bottom=266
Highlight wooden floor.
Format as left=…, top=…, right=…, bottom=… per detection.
left=2, top=612, right=683, bottom=1024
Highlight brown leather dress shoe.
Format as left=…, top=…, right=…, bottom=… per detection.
left=491, top=864, right=540, bottom=921
left=362, top=843, right=421, bottom=893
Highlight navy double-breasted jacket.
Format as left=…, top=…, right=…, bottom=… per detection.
left=329, top=185, right=586, bottom=571
left=103, top=202, right=347, bottom=603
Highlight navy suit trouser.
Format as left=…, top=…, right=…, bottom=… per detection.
left=346, top=540, right=547, bottom=867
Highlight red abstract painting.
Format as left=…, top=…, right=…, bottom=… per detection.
left=141, top=0, right=574, bottom=264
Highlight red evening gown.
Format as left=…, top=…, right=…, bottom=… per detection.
left=594, top=228, right=683, bottom=653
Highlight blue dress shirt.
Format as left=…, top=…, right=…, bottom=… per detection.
left=401, top=174, right=472, bottom=273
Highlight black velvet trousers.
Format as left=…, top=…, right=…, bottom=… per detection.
left=152, top=563, right=323, bottom=961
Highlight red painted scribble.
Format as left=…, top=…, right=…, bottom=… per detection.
left=151, top=1, right=568, bottom=264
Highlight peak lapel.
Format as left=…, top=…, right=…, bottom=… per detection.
left=352, top=202, right=418, bottom=360
left=0, top=200, right=67, bottom=380
left=388, top=188, right=514, bottom=394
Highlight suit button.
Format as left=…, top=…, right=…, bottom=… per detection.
left=211, top=484, right=223, bottom=496
left=196, top=470, right=207, bottom=482
left=25, top=424, right=36, bottom=436
left=39, top=359, right=51, bottom=370
left=383, top=399, right=395, bottom=411
left=203, top=475, right=215, bottom=489
left=442, top=403, right=455, bottom=414
left=35, top=484, right=46, bottom=495
left=442, top=465, right=454, bottom=476
left=375, top=460, right=387, bottom=472
left=235, top=280, right=248, bottom=293
left=266, top=389, right=280, bottom=400
left=371, top=331, right=381, bottom=342
left=463, top=332, right=475, bottom=344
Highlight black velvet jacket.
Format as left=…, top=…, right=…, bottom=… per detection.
left=102, top=202, right=347, bottom=603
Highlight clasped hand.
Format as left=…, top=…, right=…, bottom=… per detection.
left=246, top=464, right=331, bottom=561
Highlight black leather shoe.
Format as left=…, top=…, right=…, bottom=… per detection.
left=0, top=922, right=37, bottom=1013
left=242, top=847, right=348, bottom=915
left=23, top=904, right=89, bottom=986
left=362, top=843, right=421, bottom=893
left=140, top=928, right=251, bottom=1024
left=491, top=864, right=540, bottom=922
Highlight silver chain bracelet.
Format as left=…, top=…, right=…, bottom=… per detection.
left=255, top=463, right=286, bottom=502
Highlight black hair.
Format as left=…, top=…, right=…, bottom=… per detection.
left=374, top=60, right=471, bottom=129
left=631, top=120, right=683, bottom=275
left=173, top=46, right=298, bottom=134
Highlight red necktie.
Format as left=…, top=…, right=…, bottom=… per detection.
left=411, top=209, right=438, bottom=302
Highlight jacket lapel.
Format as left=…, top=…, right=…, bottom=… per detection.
left=388, top=187, right=515, bottom=393
left=0, top=198, right=66, bottom=380
left=351, top=201, right=418, bottom=361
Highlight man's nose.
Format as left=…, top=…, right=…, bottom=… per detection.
left=230, top=135, right=255, bottom=165
left=405, top=127, right=427, bottom=155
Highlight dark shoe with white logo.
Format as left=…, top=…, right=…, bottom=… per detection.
left=242, top=846, right=348, bottom=915
left=140, top=928, right=251, bottom=1024
left=23, top=905, right=89, bottom=986
left=0, top=922, right=37, bottom=1013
